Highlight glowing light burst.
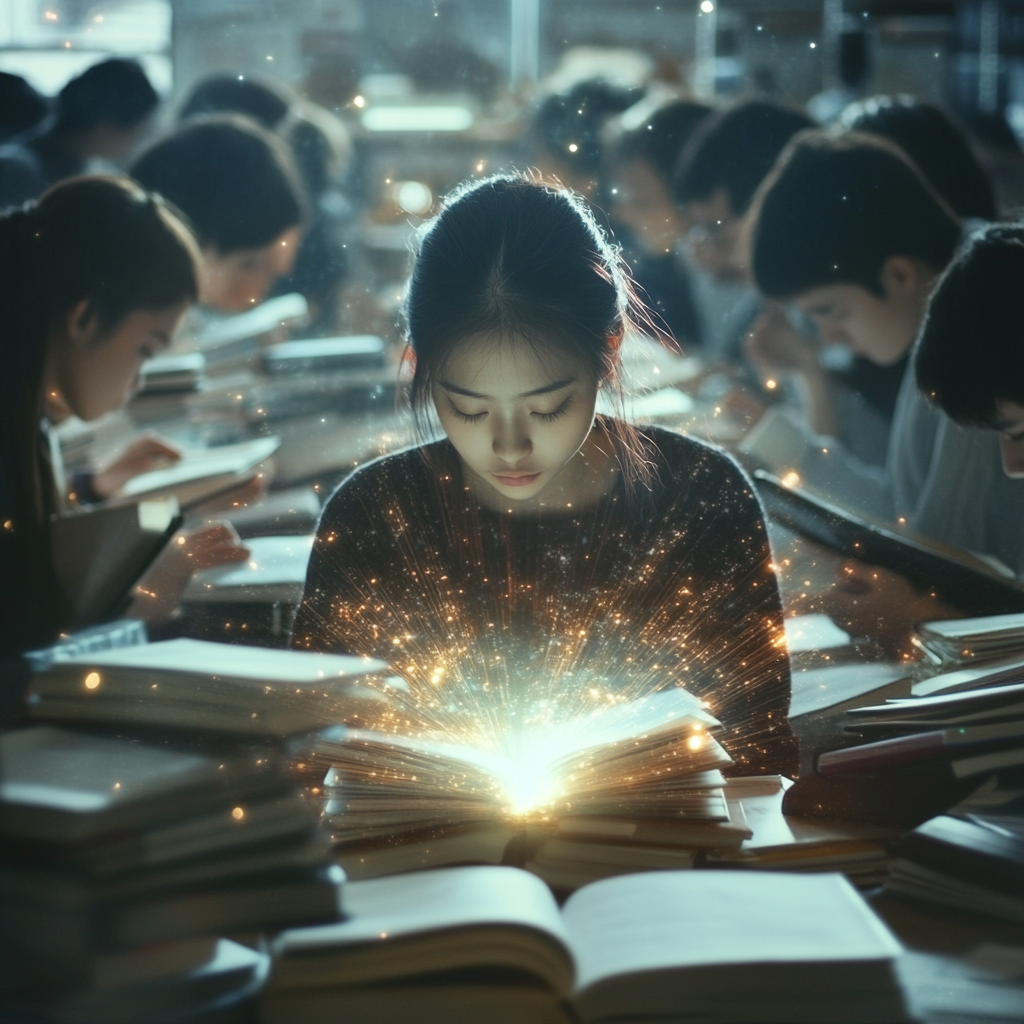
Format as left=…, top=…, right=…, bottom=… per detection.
left=294, top=441, right=798, bottom=791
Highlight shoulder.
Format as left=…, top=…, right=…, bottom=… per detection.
left=641, top=424, right=755, bottom=495
left=318, top=439, right=449, bottom=526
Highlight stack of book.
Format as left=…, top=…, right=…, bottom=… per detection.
left=0, top=725, right=342, bottom=1022
left=259, top=866, right=909, bottom=1024
left=26, top=638, right=391, bottom=737
left=792, top=680, right=1024, bottom=827
left=307, top=688, right=753, bottom=882
left=887, top=812, right=1024, bottom=923
left=138, top=352, right=207, bottom=395
left=262, top=336, right=386, bottom=374
left=916, top=612, right=1024, bottom=667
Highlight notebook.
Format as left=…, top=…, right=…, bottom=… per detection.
left=111, top=436, right=280, bottom=509
left=27, top=638, right=392, bottom=736
left=51, top=498, right=182, bottom=625
left=261, top=867, right=908, bottom=1024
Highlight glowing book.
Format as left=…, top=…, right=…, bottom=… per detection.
left=313, top=688, right=736, bottom=847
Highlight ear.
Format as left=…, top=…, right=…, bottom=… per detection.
left=63, top=299, right=97, bottom=349
left=879, top=256, right=924, bottom=301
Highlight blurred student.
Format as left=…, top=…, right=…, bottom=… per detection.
left=177, top=75, right=353, bottom=330
left=916, top=226, right=1024, bottom=506
left=529, top=79, right=641, bottom=200
left=672, top=99, right=814, bottom=359
left=747, top=133, right=1024, bottom=578
left=0, top=59, right=158, bottom=210
left=0, top=176, right=248, bottom=659
left=131, top=116, right=306, bottom=312
left=749, top=98, right=999, bottom=463
left=607, top=99, right=711, bottom=348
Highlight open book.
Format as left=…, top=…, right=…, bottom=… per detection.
left=315, top=688, right=731, bottom=836
left=111, top=436, right=280, bottom=509
left=261, top=866, right=908, bottom=1024
left=52, top=497, right=182, bottom=626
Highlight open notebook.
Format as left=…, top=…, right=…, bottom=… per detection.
left=261, top=866, right=908, bottom=1024
left=111, top=436, right=280, bottom=509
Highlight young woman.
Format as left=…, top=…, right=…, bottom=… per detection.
left=292, top=176, right=796, bottom=776
left=0, top=176, right=247, bottom=659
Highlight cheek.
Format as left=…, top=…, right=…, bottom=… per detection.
left=1001, top=438, right=1024, bottom=477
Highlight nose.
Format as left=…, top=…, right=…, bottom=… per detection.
left=1000, top=436, right=1024, bottom=478
left=491, top=416, right=532, bottom=463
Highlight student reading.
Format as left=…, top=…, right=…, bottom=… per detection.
left=0, top=177, right=246, bottom=659
left=292, top=176, right=796, bottom=777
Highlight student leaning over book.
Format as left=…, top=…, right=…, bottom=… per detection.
left=0, top=176, right=248, bottom=661
left=292, top=175, right=797, bottom=776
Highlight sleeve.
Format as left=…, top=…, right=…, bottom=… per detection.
left=656, top=448, right=798, bottom=777
left=289, top=466, right=406, bottom=657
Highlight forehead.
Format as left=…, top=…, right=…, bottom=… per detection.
left=793, top=283, right=872, bottom=312
left=995, top=400, right=1024, bottom=429
left=440, top=334, right=588, bottom=394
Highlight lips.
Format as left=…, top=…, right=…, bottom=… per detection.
left=492, top=471, right=542, bottom=488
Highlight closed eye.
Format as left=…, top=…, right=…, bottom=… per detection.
left=449, top=402, right=486, bottom=423
left=533, top=398, right=571, bottom=422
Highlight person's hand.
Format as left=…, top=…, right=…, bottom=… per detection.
left=818, top=561, right=960, bottom=659
left=744, top=303, right=818, bottom=383
left=130, top=521, right=249, bottom=623
left=187, top=474, right=268, bottom=518
left=92, top=435, right=182, bottom=499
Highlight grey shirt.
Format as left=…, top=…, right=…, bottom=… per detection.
left=742, top=369, right=1024, bottom=575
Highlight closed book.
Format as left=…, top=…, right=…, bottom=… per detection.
left=263, top=335, right=386, bottom=374
left=261, top=867, right=908, bottom=1024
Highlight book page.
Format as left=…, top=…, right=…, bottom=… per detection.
left=51, top=638, right=387, bottom=683
left=273, top=866, right=573, bottom=990
left=564, top=872, right=901, bottom=994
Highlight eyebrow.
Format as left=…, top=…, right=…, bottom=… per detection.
left=438, top=378, right=576, bottom=400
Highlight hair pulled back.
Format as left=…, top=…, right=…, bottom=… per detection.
left=0, top=175, right=199, bottom=655
left=403, top=173, right=652, bottom=495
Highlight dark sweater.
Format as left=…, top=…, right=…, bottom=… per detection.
left=292, top=424, right=796, bottom=776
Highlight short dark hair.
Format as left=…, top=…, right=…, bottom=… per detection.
left=915, top=225, right=1024, bottom=426
left=130, top=115, right=306, bottom=253
left=56, top=59, right=158, bottom=134
left=673, top=99, right=814, bottom=215
left=750, top=131, right=961, bottom=300
left=531, top=79, right=641, bottom=176
left=179, top=74, right=293, bottom=131
left=839, top=95, right=996, bottom=221
left=0, top=72, right=49, bottom=143
left=614, top=100, right=712, bottom=186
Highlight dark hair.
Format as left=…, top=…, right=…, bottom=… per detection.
left=915, top=225, right=1024, bottom=426
left=179, top=74, right=293, bottom=131
left=131, top=115, right=306, bottom=253
left=839, top=95, right=997, bottom=220
left=750, top=131, right=961, bottom=300
left=0, top=72, right=49, bottom=143
left=673, top=99, right=814, bottom=215
left=404, top=174, right=652, bottom=494
left=532, top=80, right=642, bottom=177
left=56, top=58, right=158, bottom=134
left=0, top=176, right=199, bottom=654
left=614, top=100, right=713, bottom=186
